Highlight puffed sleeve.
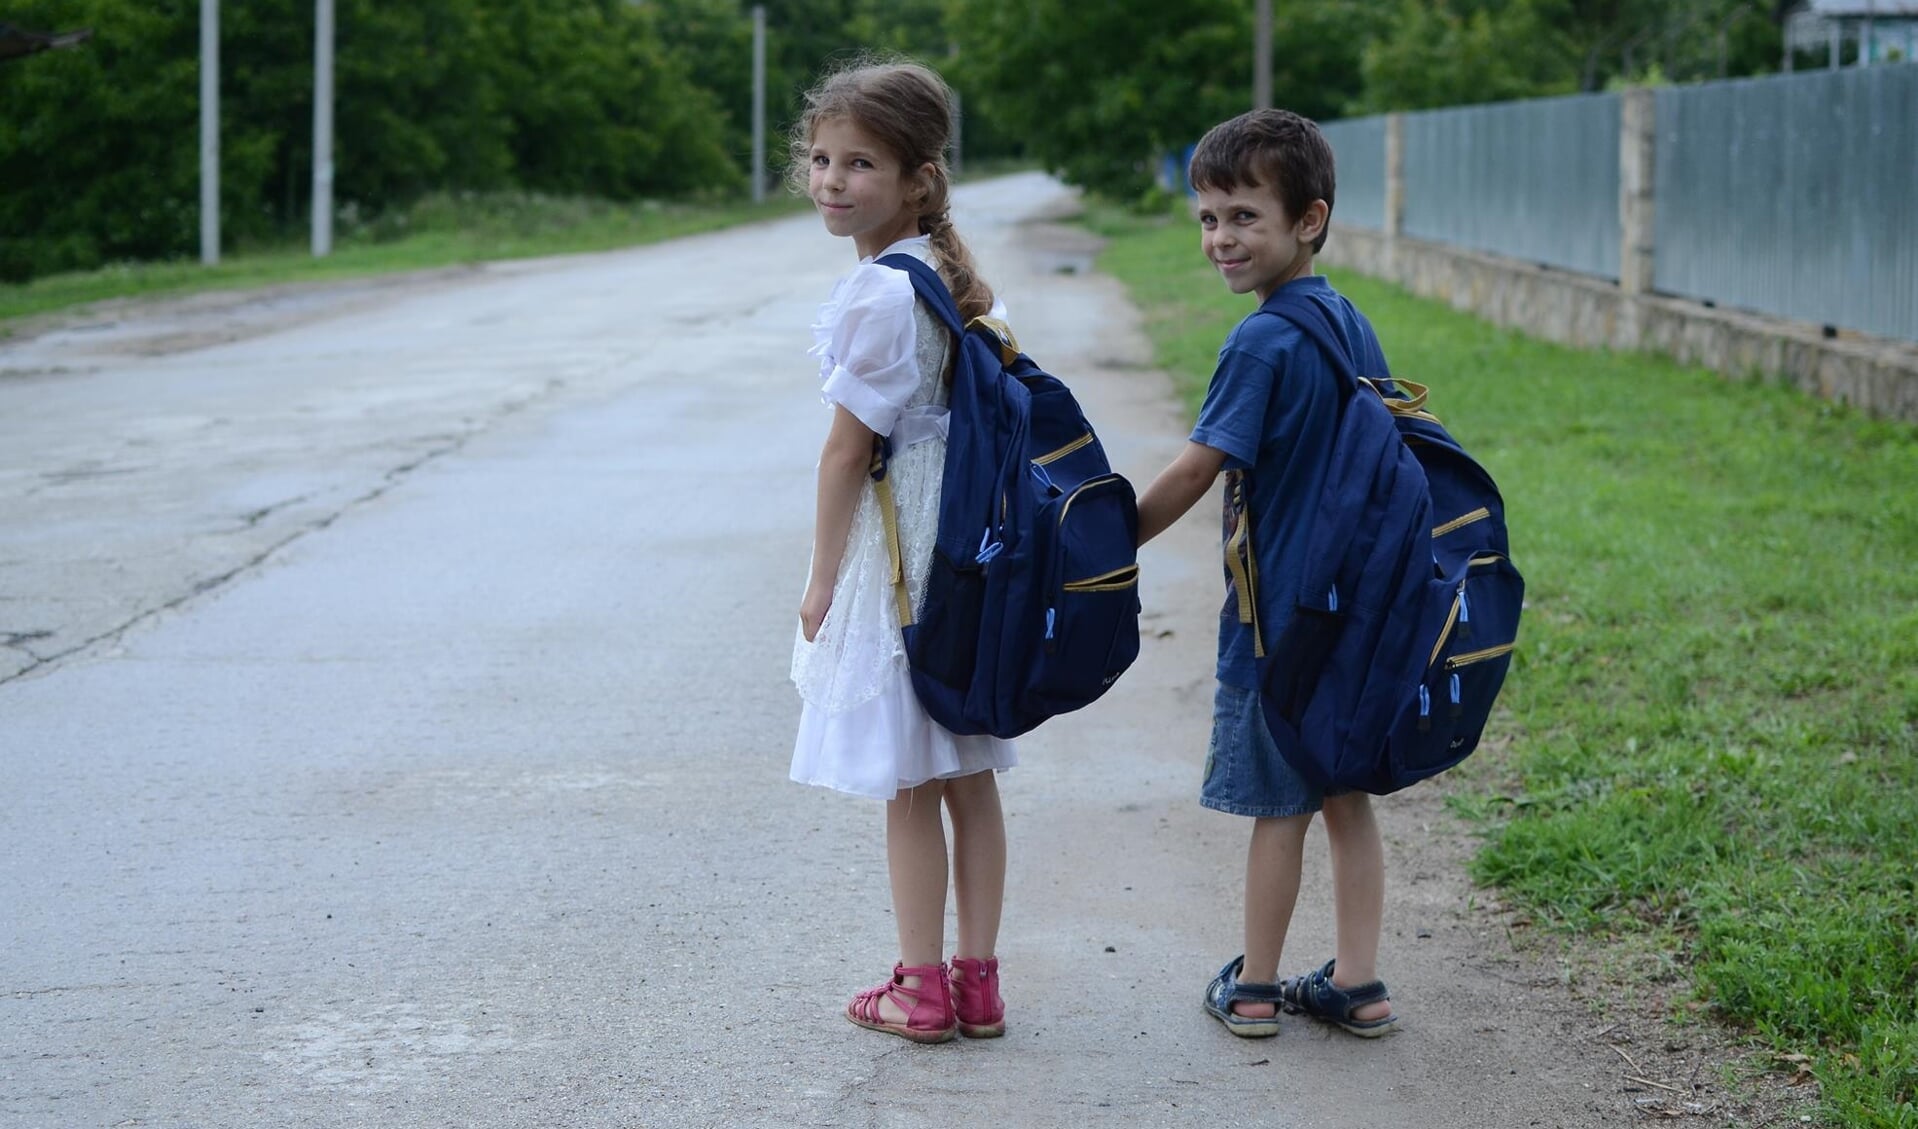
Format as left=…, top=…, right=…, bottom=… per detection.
left=813, top=263, right=918, bottom=437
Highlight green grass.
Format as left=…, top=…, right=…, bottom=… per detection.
left=1084, top=200, right=1918, bottom=1128
left=0, top=190, right=811, bottom=329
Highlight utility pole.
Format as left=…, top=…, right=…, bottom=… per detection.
left=748, top=4, right=763, bottom=201
left=200, top=0, right=219, bottom=264
left=312, top=0, right=335, bottom=257
left=1253, top=0, right=1273, bottom=110
left=951, top=90, right=963, bottom=178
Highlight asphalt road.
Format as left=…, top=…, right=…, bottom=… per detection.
left=2, top=173, right=1634, bottom=1128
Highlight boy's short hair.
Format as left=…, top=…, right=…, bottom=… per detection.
left=1188, top=109, right=1336, bottom=253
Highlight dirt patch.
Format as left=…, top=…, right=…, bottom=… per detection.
left=1, top=263, right=499, bottom=358
left=1407, top=767, right=1820, bottom=1126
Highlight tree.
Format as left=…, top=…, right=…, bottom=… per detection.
left=1269, top=0, right=1396, bottom=123
left=949, top=0, right=1252, bottom=198
left=1358, top=0, right=1579, bottom=112
left=0, top=0, right=203, bottom=278
left=485, top=0, right=736, bottom=199
left=1358, top=0, right=1786, bottom=111
left=0, top=0, right=743, bottom=281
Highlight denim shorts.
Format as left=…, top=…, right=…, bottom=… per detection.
left=1200, top=681, right=1343, bottom=818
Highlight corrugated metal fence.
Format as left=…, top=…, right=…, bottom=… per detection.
left=1320, top=62, right=1918, bottom=343
left=1321, top=117, right=1386, bottom=232
left=1402, top=94, right=1623, bottom=279
left=1655, top=65, right=1918, bottom=343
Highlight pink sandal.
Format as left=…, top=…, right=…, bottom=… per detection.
left=846, top=962, right=957, bottom=1044
left=949, top=956, right=1005, bottom=1038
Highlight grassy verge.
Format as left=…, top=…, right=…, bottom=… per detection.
left=0, top=190, right=811, bottom=329
left=1083, top=200, right=1918, bottom=1128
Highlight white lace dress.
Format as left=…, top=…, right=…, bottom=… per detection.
left=790, top=236, right=1018, bottom=800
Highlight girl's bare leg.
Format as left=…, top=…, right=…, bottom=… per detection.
left=942, top=770, right=1006, bottom=959
left=876, top=780, right=949, bottom=1022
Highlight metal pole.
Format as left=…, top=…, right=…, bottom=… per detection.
left=951, top=90, right=963, bottom=179
left=751, top=5, right=765, bottom=203
left=200, top=0, right=219, bottom=265
left=312, top=0, right=335, bottom=257
left=1861, top=0, right=1874, bottom=65
left=1253, top=0, right=1272, bottom=110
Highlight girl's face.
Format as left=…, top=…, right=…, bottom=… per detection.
left=808, top=117, right=927, bottom=259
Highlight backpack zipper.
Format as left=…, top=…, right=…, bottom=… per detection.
left=1034, top=432, right=1095, bottom=466
left=1055, top=473, right=1123, bottom=525
left=1445, top=642, right=1515, bottom=669
left=1044, top=478, right=1137, bottom=651
left=1427, top=553, right=1505, bottom=668
left=1432, top=507, right=1491, bottom=537
left=1063, top=564, right=1140, bottom=593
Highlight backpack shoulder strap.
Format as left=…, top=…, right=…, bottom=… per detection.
left=876, top=252, right=964, bottom=337
left=865, top=252, right=965, bottom=633
left=1259, top=290, right=1365, bottom=388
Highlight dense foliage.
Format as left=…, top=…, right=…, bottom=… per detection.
left=2, top=0, right=1793, bottom=280
left=2, top=0, right=751, bottom=279
left=949, top=0, right=1787, bottom=197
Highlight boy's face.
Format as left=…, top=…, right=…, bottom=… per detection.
left=1195, top=182, right=1324, bottom=303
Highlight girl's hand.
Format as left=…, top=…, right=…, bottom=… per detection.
left=799, top=582, right=833, bottom=642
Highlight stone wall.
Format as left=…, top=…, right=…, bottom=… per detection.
left=1319, top=225, right=1918, bottom=423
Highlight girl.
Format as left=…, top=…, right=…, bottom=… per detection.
left=787, top=61, right=1013, bottom=1045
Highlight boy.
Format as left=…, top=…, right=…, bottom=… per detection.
left=1134, top=108, right=1398, bottom=1039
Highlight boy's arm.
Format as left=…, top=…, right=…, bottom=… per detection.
left=1136, top=441, right=1227, bottom=546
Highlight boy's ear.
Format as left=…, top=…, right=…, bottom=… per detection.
left=1296, top=199, right=1329, bottom=243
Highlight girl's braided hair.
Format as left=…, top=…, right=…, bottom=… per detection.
left=789, top=60, right=994, bottom=323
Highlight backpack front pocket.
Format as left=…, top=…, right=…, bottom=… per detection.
left=1021, top=475, right=1141, bottom=715
left=1396, top=553, right=1523, bottom=779
left=1026, top=563, right=1140, bottom=712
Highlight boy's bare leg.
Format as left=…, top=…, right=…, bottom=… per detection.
left=879, top=780, right=950, bottom=1022
left=1235, top=813, right=1312, bottom=1018
left=1322, top=791, right=1393, bottom=1021
left=943, top=770, right=1006, bottom=960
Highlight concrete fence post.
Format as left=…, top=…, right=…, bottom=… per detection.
left=1383, top=112, right=1404, bottom=276
left=1383, top=113, right=1404, bottom=238
left=1618, top=88, right=1657, bottom=345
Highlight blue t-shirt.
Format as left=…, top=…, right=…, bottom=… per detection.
left=1189, top=275, right=1388, bottom=689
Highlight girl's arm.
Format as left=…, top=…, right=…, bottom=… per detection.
left=800, top=405, right=877, bottom=641
left=1136, top=441, right=1227, bottom=545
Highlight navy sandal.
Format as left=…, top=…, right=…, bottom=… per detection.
left=1203, top=955, right=1284, bottom=1038
left=1278, top=958, right=1400, bottom=1038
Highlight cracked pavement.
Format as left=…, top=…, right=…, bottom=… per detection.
left=1, top=174, right=1645, bottom=1128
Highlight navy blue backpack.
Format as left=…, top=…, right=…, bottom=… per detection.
left=871, top=254, right=1140, bottom=739
left=1252, top=290, right=1523, bottom=794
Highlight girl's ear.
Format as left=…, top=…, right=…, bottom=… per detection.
left=911, top=162, right=938, bottom=210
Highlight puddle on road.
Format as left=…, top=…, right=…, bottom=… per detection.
left=1032, top=249, right=1097, bottom=276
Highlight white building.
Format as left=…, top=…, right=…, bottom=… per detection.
left=1783, top=0, right=1918, bottom=68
